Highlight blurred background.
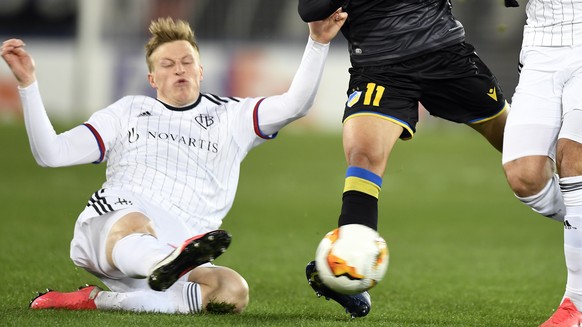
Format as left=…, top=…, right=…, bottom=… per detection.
left=0, top=0, right=526, bottom=131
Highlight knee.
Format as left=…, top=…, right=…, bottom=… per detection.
left=345, top=146, right=386, bottom=173
left=224, top=275, right=249, bottom=313
left=192, top=267, right=249, bottom=313
left=214, top=270, right=249, bottom=313
left=503, top=160, right=551, bottom=197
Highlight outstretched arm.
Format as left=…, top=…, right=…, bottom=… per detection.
left=1, top=39, right=101, bottom=167
left=255, top=9, right=348, bottom=137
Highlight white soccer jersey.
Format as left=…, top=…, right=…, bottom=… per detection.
left=523, top=0, right=582, bottom=46
left=19, top=37, right=329, bottom=233
left=85, top=94, right=268, bottom=230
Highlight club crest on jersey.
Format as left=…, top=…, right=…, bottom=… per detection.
left=347, top=91, right=362, bottom=108
left=195, top=114, right=215, bottom=129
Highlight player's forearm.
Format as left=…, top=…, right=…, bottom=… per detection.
left=256, top=37, right=329, bottom=135
left=19, top=82, right=59, bottom=166
left=284, top=37, right=329, bottom=115
left=19, top=82, right=100, bottom=167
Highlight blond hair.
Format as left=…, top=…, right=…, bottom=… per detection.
left=145, top=17, right=199, bottom=72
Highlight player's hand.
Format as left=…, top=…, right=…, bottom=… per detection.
left=308, top=8, right=347, bottom=44
left=1, top=39, right=36, bottom=88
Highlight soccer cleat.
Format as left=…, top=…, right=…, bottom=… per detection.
left=539, top=298, right=582, bottom=327
left=305, top=260, right=371, bottom=318
left=148, top=229, right=231, bottom=291
left=29, top=284, right=101, bottom=310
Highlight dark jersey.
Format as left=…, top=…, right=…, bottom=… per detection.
left=298, top=0, right=465, bottom=67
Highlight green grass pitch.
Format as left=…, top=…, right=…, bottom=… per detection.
left=0, top=121, right=565, bottom=326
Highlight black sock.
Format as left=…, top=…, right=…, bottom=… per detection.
left=338, top=191, right=378, bottom=230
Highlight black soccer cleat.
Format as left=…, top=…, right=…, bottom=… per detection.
left=148, top=230, right=231, bottom=291
left=305, top=260, right=371, bottom=318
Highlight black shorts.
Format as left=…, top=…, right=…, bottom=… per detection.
left=343, top=43, right=508, bottom=139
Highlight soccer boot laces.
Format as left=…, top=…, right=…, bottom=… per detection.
left=148, top=229, right=231, bottom=291
left=305, top=260, right=371, bottom=318
left=29, top=284, right=102, bottom=310
left=539, top=298, right=582, bottom=327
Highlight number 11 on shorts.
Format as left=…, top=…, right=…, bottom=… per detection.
left=364, top=83, right=385, bottom=107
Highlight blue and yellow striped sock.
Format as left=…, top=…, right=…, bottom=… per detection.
left=338, top=166, right=382, bottom=230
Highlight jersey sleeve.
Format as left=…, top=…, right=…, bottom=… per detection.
left=504, top=0, right=519, bottom=7
left=18, top=81, right=102, bottom=167
left=83, top=100, right=126, bottom=163
left=254, top=37, right=330, bottom=136
left=298, top=0, right=345, bottom=22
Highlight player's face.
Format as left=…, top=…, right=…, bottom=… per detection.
left=148, top=40, right=203, bottom=107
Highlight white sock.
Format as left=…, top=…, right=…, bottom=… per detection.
left=560, top=177, right=582, bottom=310
left=181, top=282, right=203, bottom=313
left=517, top=174, right=565, bottom=222
left=111, top=233, right=174, bottom=278
left=94, top=282, right=202, bottom=313
left=95, top=289, right=174, bottom=312
left=561, top=176, right=582, bottom=208
left=564, top=244, right=582, bottom=310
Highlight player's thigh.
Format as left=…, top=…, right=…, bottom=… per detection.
left=559, top=50, right=582, bottom=146
left=343, top=67, right=421, bottom=140
left=562, top=50, right=582, bottom=119
left=558, top=64, right=582, bottom=176
left=502, top=48, right=563, bottom=165
left=420, top=55, right=508, bottom=126
left=71, top=207, right=146, bottom=280
left=71, top=191, right=194, bottom=282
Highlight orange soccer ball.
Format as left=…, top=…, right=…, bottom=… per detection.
left=315, top=224, right=389, bottom=295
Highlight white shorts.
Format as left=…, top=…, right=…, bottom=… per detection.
left=70, top=188, right=210, bottom=292
left=502, top=46, right=582, bottom=164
